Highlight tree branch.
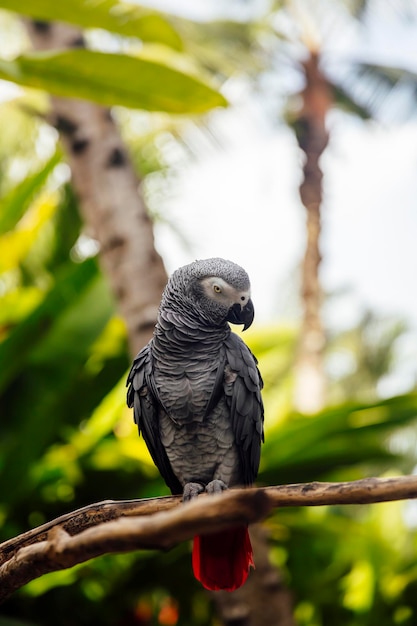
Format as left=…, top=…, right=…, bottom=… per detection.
left=0, top=489, right=269, bottom=602
left=2, top=475, right=417, bottom=603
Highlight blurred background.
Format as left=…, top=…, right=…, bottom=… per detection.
left=1, top=0, right=417, bottom=624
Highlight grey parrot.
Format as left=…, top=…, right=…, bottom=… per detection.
left=126, top=258, right=264, bottom=591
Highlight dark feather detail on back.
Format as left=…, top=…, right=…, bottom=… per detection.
left=127, top=345, right=183, bottom=494
left=223, top=333, right=264, bottom=485
left=203, top=352, right=227, bottom=418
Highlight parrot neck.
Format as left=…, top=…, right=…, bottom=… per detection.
left=153, top=307, right=230, bottom=359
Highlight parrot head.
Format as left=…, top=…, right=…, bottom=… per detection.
left=165, top=258, right=255, bottom=330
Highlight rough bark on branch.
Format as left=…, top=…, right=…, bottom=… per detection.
left=0, top=489, right=269, bottom=603
left=2, top=475, right=417, bottom=603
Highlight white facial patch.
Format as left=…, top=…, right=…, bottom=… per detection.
left=201, top=276, right=251, bottom=308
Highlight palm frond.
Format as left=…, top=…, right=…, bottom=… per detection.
left=330, top=82, right=373, bottom=119
left=349, top=0, right=417, bottom=21
left=326, top=60, right=417, bottom=122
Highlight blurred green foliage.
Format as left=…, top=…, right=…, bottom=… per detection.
left=1, top=3, right=417, bottom=626
left=0, top=49, right=227, bottom=114
left=0, top=0, right=226, bottom=114
left=0, top=0, right=184, bottom=50
left=1, top=104, right=417, bottom=626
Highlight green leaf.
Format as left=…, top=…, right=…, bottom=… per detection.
left=0, top=151, right=61, bottom=235
left=0, top=49, right=227, bottom=113
left=260, top=394, right=417, bottom=484
left=0, top=192, right=58, bottom=272
left=0, top=257, right=99, bottom=393
left=0, top=270, right=116, bottom=507
left=0, top=0, right=183, bottom=50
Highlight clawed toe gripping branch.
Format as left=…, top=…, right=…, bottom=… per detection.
left=1, top=475, right=417, bottom=602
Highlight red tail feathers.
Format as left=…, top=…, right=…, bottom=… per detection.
left=192, top=526, right=254, bottom=591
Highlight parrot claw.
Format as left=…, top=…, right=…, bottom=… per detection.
left=206, top=479, right=228, bottom=494
left=183, top=482, right=205, bottom=501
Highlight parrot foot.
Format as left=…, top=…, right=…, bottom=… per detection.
left=206, top=479, right=228, bottom=495
left=183, top=482, right=205, bottom=501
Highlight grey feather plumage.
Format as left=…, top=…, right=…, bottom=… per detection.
left=126, top=258, right=264, bottom=496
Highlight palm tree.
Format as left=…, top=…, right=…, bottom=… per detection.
left=173, top=0, right=417, bottom=412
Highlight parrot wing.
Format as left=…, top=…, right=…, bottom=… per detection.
left=223, top=332, right=264, bottom=485
left=126, top=344, right=183, bottom=495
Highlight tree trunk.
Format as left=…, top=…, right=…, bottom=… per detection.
left=25, top=20, right=168, bottom=355
left=293, top=51, right=332, bottom=414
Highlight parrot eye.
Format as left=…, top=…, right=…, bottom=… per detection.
left=213, top=285, right=222, bottom=294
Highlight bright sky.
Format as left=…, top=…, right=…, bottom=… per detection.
left=149, top=0, right=417, bottom=395
left=155, top=107, right=417, bottom=397
left=155, top=105, right=417, bottom=326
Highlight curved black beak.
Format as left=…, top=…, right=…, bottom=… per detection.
left=227, top=298, right=254, bottom=331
